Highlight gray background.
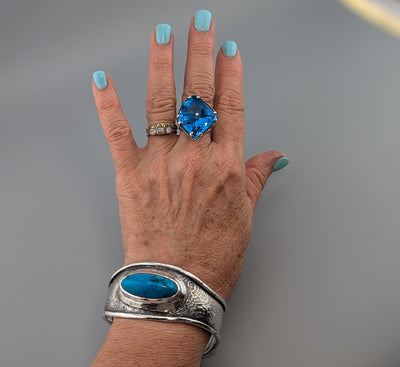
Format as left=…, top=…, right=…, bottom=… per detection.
left=1, top=0, right=400, bottom=366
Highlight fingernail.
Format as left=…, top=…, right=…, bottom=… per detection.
left=194, top=10, right=212, bottom=32
left=222, top=40, right=237, bottom=57
left=273, top=157, right=290, bottom=172
left=93, top=70, right=107, bottom=90
left=156, top=23, right=171, bottom=45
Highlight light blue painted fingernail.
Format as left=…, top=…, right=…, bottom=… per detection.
left=273, top=157, right=290, bottom=172
left=93, top=71, right=107, bottom=90
left=194, top=10, right=212, bottom=32
left=156, top=23, right=171, bottom=45
left=222, top=40, right=237, bottom=57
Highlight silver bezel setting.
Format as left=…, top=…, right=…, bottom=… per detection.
left=118, top=268, right=187, bottom=313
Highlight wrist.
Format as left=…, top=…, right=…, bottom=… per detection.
left=92, top=318, right=208, bottom=367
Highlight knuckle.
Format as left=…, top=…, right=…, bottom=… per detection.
left=221, top=154, right=242, bottom=182
left=151, top=55, right=174, bottom=72
left=97, top=97, right=121, bottom=116
left=189, top=41, right=214, bottom=58
left=103, top=120, right=133, bottom=145
left=172, top=147, right=203, bottom=176
left=248, top=166, right=268, bottom=192
left=226, top=166, right=243, bottom=184
left=215, top=91, right=245, bottom=114
left=217, top=63, right=242, bottom=80
left=146, top=93, right=176, bottom=120
left=172, top=158, right=188, bottom=177
left=184, top=78, right=215, bottom=103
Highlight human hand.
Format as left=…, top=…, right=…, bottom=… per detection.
left=92, top=11, right=288, bottom=301
left=91, top=10, right=289, bottom=366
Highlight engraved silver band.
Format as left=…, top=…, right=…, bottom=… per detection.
left=104, top=262, right=227, bottom=355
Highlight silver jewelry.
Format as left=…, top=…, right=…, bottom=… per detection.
left=104, top=262, right=227, bottom=355
left=146, top=122, right=177, bottom=136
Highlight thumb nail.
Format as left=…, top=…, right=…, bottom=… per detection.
left=272, top=157, right=290, bottom=172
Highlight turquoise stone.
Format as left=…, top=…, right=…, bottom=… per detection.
left=121, top=273, right=178, bottom=299
left=177, top=95, right=218, bottom=139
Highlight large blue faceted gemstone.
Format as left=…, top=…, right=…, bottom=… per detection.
left=177, top=95, right=218, bottom=139
left=121, top=273, right=178, bottom=299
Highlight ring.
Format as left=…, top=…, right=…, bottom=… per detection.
left=146, top=122, right=177, bottom=136
left=177, top=95, right=218, bottom=139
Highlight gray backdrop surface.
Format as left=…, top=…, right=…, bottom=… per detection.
left=1, top=0, right=400, bottom=366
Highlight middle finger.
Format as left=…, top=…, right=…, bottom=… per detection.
left=179, top=10, right=215, bottom=144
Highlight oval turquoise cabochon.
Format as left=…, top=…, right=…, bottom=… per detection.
left=121, top=273, right=178, bottom=299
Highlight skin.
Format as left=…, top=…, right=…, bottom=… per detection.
left=91, top=15, right=286, bottom=367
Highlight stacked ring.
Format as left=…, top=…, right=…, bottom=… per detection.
left=146, top=122, right=178, bottom=136
left=146, top=96, right=218, bottom=140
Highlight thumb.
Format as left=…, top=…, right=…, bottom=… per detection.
left=246, top=151, right=289, bottom=212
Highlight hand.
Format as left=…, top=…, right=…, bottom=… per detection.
left=91, top=10, right=289, bottom=367
left=92, top=12, right=288, bottom=301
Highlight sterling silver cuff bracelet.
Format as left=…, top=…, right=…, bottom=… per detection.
left=104, top=262, right=227, bottom=355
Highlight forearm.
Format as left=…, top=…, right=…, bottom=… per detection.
left=91, top=318, right=209, bottom=367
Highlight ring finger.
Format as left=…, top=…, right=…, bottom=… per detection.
left=178, top=10, right=215, bottom=145
left=146, top=23, right=178, bottom=147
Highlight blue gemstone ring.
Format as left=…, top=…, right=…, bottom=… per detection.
left=177, top=95, right=218, bottom=139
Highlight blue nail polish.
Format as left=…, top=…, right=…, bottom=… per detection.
left=194, top=10, right=212, bottom=32
left=273, top=157, right=290, bottom=172
left=222, top=40, right=237, bottom=57
left=93, top=71, right=107, bottom=90
left=156, top=23, right=171, bottom=45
